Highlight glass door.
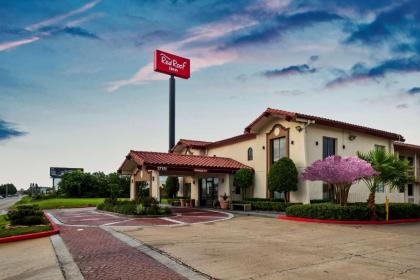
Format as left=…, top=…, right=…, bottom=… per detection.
left=199, top=178, right=219, bottom=207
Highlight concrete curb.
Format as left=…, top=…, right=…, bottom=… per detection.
left=0, top=213, right=60, bottom=244
left=101, top=226, right=213, bottom=280
left=50, top=234, right=85, bottom=280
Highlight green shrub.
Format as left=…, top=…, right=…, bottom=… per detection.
left=286, top=203, right=371, bottom=220
left=7, top=205, right=46, bottom=226
left=310, top=199, right=331, bottom=204
left=376, top=203, right=420, bottom=220
left=233, top=200, right=300, bottom=211
left=267, top=157, right=298, bottom=200
left=242, top=198, right=286, bottom=202
left=97, top=199, right=171, bottom=216
left=286, top=203, right=420, bottom=221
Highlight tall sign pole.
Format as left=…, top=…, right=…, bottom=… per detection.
left=169, top=75, right=175, bottom=150
left=154, top=50, right=190, bottom=151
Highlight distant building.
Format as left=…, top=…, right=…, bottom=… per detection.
left=29, top=183, right=52, bottom=194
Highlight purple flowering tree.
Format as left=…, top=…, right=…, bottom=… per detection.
left=302, top=156, right=378, bottom=206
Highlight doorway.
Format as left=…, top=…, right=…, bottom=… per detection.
left=199, top=177, right=219, bottom=207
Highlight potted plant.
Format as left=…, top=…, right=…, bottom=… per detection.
left=180, top=198, right=185, bottom=207
left=219, top=193, right=230, bottom=209
left=185, top=199, right=191, bottom=207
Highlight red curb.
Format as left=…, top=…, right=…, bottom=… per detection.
left=278, top=216, right=420, bottom=225
left=0, top=213, right=60, bottom=244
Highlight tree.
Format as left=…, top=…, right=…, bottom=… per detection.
left=58, top=171, right=131, bottom=198
left=0, top=183, right=17, bottom=196
left=357, top=149, right=411, bottom=219
left=233, top=168, right=254, bottom=198
left=268, top=158, right=298, bottom=202
left=302, top=156, right=377, bottom=206
left=164, top=177, right=179, bottom=198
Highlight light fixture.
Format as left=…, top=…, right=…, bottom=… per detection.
left=315, top=141, right=319, bottom=146
left=262, top=146, right=265, bottom=150
left=291, top=140, right=294, bottom=145
left=348, top=135, right=357, bottom=141
left=295, top=126, right=303, bottom=132
left=221, top=178, right=225, bottom=183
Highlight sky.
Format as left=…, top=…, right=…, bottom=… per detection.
left=1, top=0, right=420, bottom=188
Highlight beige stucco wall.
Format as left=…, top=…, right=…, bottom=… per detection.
left=171, top=119, right=407, bottom=204
left=305, top=124, right=395, bottom=202
left=207, top=119, right=306, bottom=200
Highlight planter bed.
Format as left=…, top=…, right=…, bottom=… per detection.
left=96, top=209, right=173, bottom=218
left=283, top=203, right=420, bottom=224
left=0, top=213, right=59, bottom=243
left=279, top=216, right=420, bottom=224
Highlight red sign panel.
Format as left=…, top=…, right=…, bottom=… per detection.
left=154, top=50, right=190, bottom=79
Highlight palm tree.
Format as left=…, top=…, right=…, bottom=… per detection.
left=357, top=149, right=411, bottom=219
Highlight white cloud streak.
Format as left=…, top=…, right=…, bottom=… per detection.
left=25, top=0, right=101, bottom=31
left=0, top=36, right=41, bottom=52
left=0, top=0, right=101, bottom=52
left=107, top=16, right=257, bottom=92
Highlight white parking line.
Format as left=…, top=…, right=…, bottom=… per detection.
left=160, top=217, right=186, bottom=224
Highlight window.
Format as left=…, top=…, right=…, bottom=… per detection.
left=323, top=137, right=336, bottom=159
left=271, top=137, right=286, bottom=164
left=408, top=184, right=414, bottom=196
left=377, top=182, right=384, bottom=193
left=375, top=145, right=385, bottom=151
left=247, top=147, right=253, bottom=161
left=408, top=157, right=414, bottom=167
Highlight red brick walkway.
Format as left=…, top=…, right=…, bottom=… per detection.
left=49, top=208, right=231, bottom=279
left=59, top=226, right=187, bottom=280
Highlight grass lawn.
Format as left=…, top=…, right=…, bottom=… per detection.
left=0, top=214, right=52, bottom=238
left=13, top=197, right=106, bottom=210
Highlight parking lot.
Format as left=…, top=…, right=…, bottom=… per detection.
left=121, top=215, right=420, bottom=280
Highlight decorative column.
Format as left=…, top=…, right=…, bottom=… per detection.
left=151, top=170, right=160, bottom=201
left=130, top=174, right=137, bottom=201
left=190, top=175, right=199, bottom=207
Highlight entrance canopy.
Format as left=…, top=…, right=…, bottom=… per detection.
left=118, top=150, right=252, bottom=175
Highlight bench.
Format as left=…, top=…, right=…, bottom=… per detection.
left=230, top=203, right=252, bottom=211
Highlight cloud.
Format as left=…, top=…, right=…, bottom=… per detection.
left=345, top=1, right=420, bottom=54
left=0, top=120, right=26, bottom=141
left=396, top=104, right=408, bottom=109
left=407, top=87, right=420, bottom=95
left=309, top=55, right=319, bottom=62
left=0, top=1, right=101, bottom=52
left=327, top=56, right=420, bottom=87
left=25, top=0, right=101, bottom=32
left=263, top=64, right=317, bottom=78
left=0, top=36, right=41, bottom=52
left=225, top=11, right=343, bottom=47
left=107, top=15, right=256, bottom=91
left=58, top=27, right=100, bottom=40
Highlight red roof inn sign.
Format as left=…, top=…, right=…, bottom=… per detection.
left=154, top=50, right=190, bottom=79
left=154, top=50, right=191, bottom=151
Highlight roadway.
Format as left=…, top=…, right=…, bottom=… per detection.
left=0, top=195, right=21, bottom=214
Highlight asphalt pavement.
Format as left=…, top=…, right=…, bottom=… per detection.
left=0, top=195, right=21, bottom=214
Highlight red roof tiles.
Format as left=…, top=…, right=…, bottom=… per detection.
left=244, top=108, right=404, bottom=141
left=206, top=133, right=256, bottom=149
left=394, top=142, right=420, bottom=152
left=126, top=150, right=251, bottom=171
